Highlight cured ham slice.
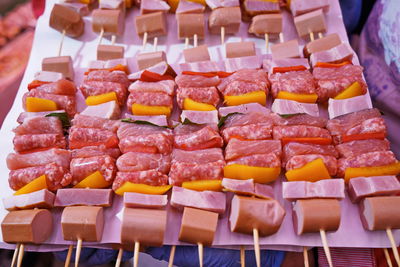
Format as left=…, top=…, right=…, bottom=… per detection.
left=70, top=155, right=116, bottom=185
left=224, top=56, right=262, bottom=72
left=225, top=139, right=281, bottom=161
left=13, top=116, right=63, bottom=135
left=116, top=152, right=171, bottom=173
left=206, top=0, right=239, bottom=9
left=218, top=69, right=269, bottom=93
left=174, top=124, right=223, bottom=150
left=273, top=125, right=331, bottom=140
left=80, top=80, right=127, bottom=105
left=180, top=110, right=218, bottom=125
left=112, top=170, right=169, bottom=190
left=283, top=142, right=338, bottom=164
left=328, top=94, right=372, bottom=119
left=69, top=127, right=119, bottom=149
left=72, top=114, right=120, bottom=132
left=127, top=91, right=173, bottom=108
left=272, top=99, right=319, bottom=117
left=269, top=70, right=316, bottom=98
left=337, top=151, right=397, bottom=177
left=9, top=163, right=72, bottom=191
left=348, top=176, right=400, bottom=203
left=336, top=139, right=390, bottom=158
left=310, top=43, right=354, bottom=67
left=71, top=146, right=121, bottom=159
left=124, top=192, right=168, bottom=209
left=175, top=74, right=220, bottom=88
left=313, top=64, right=367, bottom=102
left=85, top=70, right=130, bottom=89
left=176, top=87, right=220, bottom=108
left=7, top=149, right=71, bottom=170
left=81, top=101, right=121, bottom=120
left=13, top=134, right=66, bottom=153
left=128, top=80, right=175, bottom=96
left=177, top=0, right=205, bottom=14
left=179, top=61, right=220, bottom=73
left=282, top=179, right=345, bottom=202
left=286, top=154, right=338, bottom=176
left=222, top=178, right=254, bottom=195
left=23, top=90, right=76, bottom=116
left=33, top=79, right=77, bottom=95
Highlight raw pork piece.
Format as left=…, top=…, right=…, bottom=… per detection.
left=124, top=114, right=169, bottom=127
left=219, top=103, right=271, bottom=117
left=70, top=155, right=116, bottom=185
left=69, top=127, right=119, bottom=149
left=13, top=116, right=63, bottom=135
left=128, top=80, right=175, bottom=95
left=72, top=114, right=120, bottom=132
left=227, top=153, right=281, bottom=168
left=326, top=108, right=381, bottom=136
left=222, top=112, right=276, bottom=128
left=85, top=70, right=130, bottom=89
left=172, top=148, right=225, bottom=164
left=283, top=142, right=338, bottom=164
left=180, top=110, right=218, bottom=125
left=286, top=154, right=338, bottom=176
left=124, top=192, right=168, bottom=209
left=112, top=170, right=169, bottom=190
left=175, top=74, right=221, bottom=88
left=176, top=87, right=220, bottom=108
left=282, top=179, right=345, bottom=201
left=23, top=90, right=76, bottom=116
left=272, top=125, right=331, bottom=140
left=71, top=146, right=121, bottom=159
left=117, top=122, right=173, bottom=139
left=225, top=139, right=281, bottom=161
left=9, top=163, right=72, bottom=191
left=80, top=80, right=127, bottom=106
left=271, top=99, right=319, bottom=117
left=275, top=113, right=327, bottom=128
left=269, top=70, right=316, bottom=98
left=337, top=151, right=397, bottom=177
left=313, top=64, right=368, bottom=102
left=218, top=69, right=269, bottom=93
left=348, top=176, right=400, bottom=203
left=116, top=152, right=171, bottom=173
left=81, top=101, right=121, bottom=120
left=7, top=149, right=71, bottom=170
left=13, top=134, right=66, bottom=153
left=174, top=124, right=223, bottom=150
left=127, top=91, right=173, bottom=108
left=336, top=139, right=390, bottom=158
left=33, top=79, right=76, bottom=95
left=17, top=110, right=66, bottom=124
left=222, top=80, right=268, bottom=96
left=171, top=186, right=226, bottom=214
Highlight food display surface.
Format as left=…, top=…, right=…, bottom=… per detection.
left=0, top=0, right=399, bottom=256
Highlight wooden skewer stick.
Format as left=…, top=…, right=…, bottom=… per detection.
left=168, top=245, right=176, bottom=267
left=309, top=31, right=315, bottom=42
left=264, top=33, right=269, bottom=53
left=185, top=37, right=189, bottom=49
left=198, top=243, right=203, bottom=267
left=11, top=243, right=20, bottom=267
left=279, top=32, right=284, bottom=43
left=58, top=29, right=66, bottom=57
left=115, top=248, right=123, bottom=267
left=303, top=247, right=309, bottom=267
left=16, top=244, right=24, bottom=267
left=98, top=28, right=104, bottom=46
left=193, top=34, right=198, bottom=48
left=383, top=248, right=393, bottom=267
left=319, top=230, right=333, bottom=267
left=253, top=228, right=261, bottom=267
left=64, top=244, right=73, bottom=267
left=142, top=32, right=148, bottom=50
left=318, top=32, right=323, bottom=39
left=386, top=228, right=400, bottom=266
left=111, top=35, right=116, bottom=46
left=153, top=37, right=158, bottom=52
left=221, top=26, right=225, bottom=45
left=133, top=241, right=140, bottom=267
left=240, top=245, right=245, bottom=267
left=74, top=238, right=82, bottom=267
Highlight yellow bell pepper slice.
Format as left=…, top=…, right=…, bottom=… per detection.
left=182, top=180, right=222, bottom=191
left=285, top=158, right=331, bottom=182
left=183, top=98, right=216, bottom=111
left=26, top=97, right=58, bottom=112
left=224, top=164, right=281, bottom=184
left=224, top=91, right=267, bottom=106
left=74, top=171, right=111, bottom=189
left=125, top=0, right=133, bottom=8
left=167, top=0, right=179, bottom=12
left=14, top=175, right=47, bottom=196
left=276, top=91, right=318, bottom=103
left=115, top=182, right=172, bottom=196
left=187, top=0, right=206, bottom=6
left=334, top=81, right=364, bottom=100
left=132, top=104, right=171, bottom=116
left=85, top=92, right=118, bottom=106
left=344, top=162, right=400, bottom=183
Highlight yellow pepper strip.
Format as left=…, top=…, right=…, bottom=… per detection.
left=14, top=175, right=47, bottom=196
left=115, top=182, right=172, bottom=195
left=334, top=81, right=364, bottom=100
left=74, top=171, right=111, bottom=189
left=125, top=0, right=133, bottom=8
left=224, top=164, right=281, bottom=184
left=183, top=98, right=216, bottom=111
left=187, top=0, right=206, bottom=6
left=285, top=158, right=331, bottom=182
left=344, top=162, right=400, bottom=183
left=85, top=92, right=118, bottom=106
left=224, top=91, right=267, bottom=106
left=79, top=0, right=91, bottom=4
left=132, top=104, right=171, bottom=116
left=276, top=91, right=318, bottom=103
left=167, top=0, right=179, bottom=12
left=182, top=180, right=222, bottom=191
left=26, top=97, right=58, bottom=112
